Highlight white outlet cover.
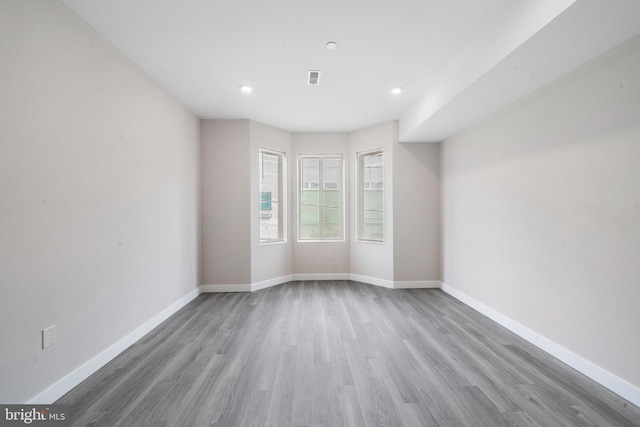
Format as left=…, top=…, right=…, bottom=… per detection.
left=42, top=325, right=56, bottom=349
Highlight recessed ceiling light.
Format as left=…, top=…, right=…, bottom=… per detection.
left=390, top=87, right=403, bottom=95
left=239, top=85, right=253, bottom=93
left=326, top=41, right=337, bottom=50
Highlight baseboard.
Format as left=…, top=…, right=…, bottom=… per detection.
left=350, top=274, right=394, bottom=289
left=252, top=275, right=293, bottom=291
left=394, top=280, right=441, bottom=289
left=291, top=275, right=440, bottom=290
left=202, top=276, right=440, bottom=291
left=292, top=273, right=351, bottom=281
left=27, top=287, right=202, bottom=404
left=200, top=284, right=251, bottom=293
left=440, top=282, right=640, bottom=408
left=200, top=277, right=293, bottom=293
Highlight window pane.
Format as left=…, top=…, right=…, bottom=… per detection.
left=300, top=158, right=320, bottom=240
left=359, top=151, right=384, bottom=242
left=362, top=197, right=383, bottom=240
left=298, top=156, right=343, bottom=241
left=364, top=153, right=383, bottom=190
left=323, top=158, right=341, bottom=190
left=301, top=158, right=319, bottom=192
left=323, top=189, right=340, bottom=208
left=322, top=158, right=342, bottom=240
left=322, top=206, right=342, bottom=239
left=260, top=191, right=272, bottom=210
left=300, top=204, right=319, bottom=239
left=260, top=149, right=284, bottom=242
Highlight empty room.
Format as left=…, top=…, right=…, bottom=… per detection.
left=1, top=0, right=639, bottom=425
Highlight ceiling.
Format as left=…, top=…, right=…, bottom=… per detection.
left=61, top=0, right=640, bottom=142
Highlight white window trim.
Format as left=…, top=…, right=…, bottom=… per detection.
left=356, top=148, right=385, bottom=243
left=297, top=154, right=345, bottom=242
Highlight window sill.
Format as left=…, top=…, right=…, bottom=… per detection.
left=356, top=239, right=385, bottom=245
left=297, top=239, right=346, bottom=243
left=260, top=240, right=287, bottom=246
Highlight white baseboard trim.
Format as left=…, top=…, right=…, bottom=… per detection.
left=440, top=282, right=640, bottom=408
left=27, top=287, right=202, bottom=404
left=350, top=274, right=394, bottom=289
left=200, top=284, right=251, bottom=293
left=349, top=275, right=441, bottom=289
left=292, top=273, right=351, bottom=281
left=394, top=280, right=441, bottom=289
left=200, top=276, right=293, bottom=293
left=201, top=276, right=441, bottom=292
left=252, top=275, right=293, bottom=291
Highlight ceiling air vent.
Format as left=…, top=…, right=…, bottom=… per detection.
left=308, top=70, right=321, bottom=86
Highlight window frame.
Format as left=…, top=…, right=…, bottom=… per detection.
left=357, top=148, right=385, bottom=243
left=259, top=148, right=286, bottom=245
left=297, top=154, right=345, bottom=242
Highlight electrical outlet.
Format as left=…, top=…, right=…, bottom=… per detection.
left=42, top=325, right=56, bottom=349
left=327, top=251, right=333, bottom=260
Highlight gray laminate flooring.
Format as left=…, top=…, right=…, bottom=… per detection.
left=56, top=280, right=640, bottom=426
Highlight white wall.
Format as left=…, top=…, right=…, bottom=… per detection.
left=201, top=119, right=295, bottom=287
left=441, top=34, right=640, bottom=389
left=393, top=141, right=440, bottom=282
left=292, top=133, right=351, bottom=276
left=202, top=123, right=434, bottom=287
left=201, top=120, right=251, bottom=286
left=349, top=122, right=395, bottom=282
left=250, top=121, right=293, bottom=284
left=0, top=1, right=200, bottom=403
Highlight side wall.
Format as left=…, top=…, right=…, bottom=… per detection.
left=349, top=122, right=395, bottom=283
left=201, top=119, right=251, bottom=286
left=250, top=121, right=293, bottom=284
left=441, top=34, right=640, bottom=390
left=393, top=142, right=440, bottom=282
left=0, top=1, right=200, bottom=403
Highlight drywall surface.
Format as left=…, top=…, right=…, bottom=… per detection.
left=201, top=120, right=251, bottom=285
left=0, top=1, right=200, bottom=402
left=292, top=133, right=351, bottom=275
left=441, top=34, right=640, bottom=388
left=250, top=121, right=293, bottom=283
left=349, top=122, right=395, bottom=281
left=393, top=142, right=440, bottom=282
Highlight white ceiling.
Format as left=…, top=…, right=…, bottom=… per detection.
left=61, top=0, right=640, bottom=141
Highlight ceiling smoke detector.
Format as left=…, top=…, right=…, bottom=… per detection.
left=308, top=70, right=321, bottom=85
left=326, top=41, right=337, bottom=50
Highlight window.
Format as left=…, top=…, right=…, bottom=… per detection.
left=298, top=155, right=344, bottom=241
left=259, top=149, right=285, bottom=243
left=357, top=150, right=384, bottom=242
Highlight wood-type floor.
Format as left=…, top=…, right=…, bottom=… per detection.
left=57, top=281, right=640, bottom=426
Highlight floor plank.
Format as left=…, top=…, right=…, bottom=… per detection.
left=56, top=281, right=640, bottom=426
